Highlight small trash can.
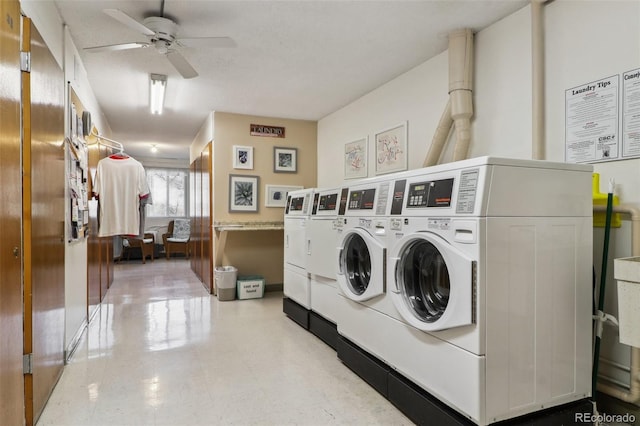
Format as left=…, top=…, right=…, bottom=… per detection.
left=215, top=266, right=238, bottom=301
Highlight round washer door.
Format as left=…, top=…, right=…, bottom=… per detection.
left=390, top=232, right=474, bottom=332
left=337, top=227, right=386, bottom=302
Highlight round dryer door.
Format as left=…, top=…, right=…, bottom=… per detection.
left=337, top=228, right=386, bottom=301
left=390, top=232, right=474, bottom=332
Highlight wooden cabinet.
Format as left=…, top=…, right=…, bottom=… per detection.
left=190, top=143, right=212, bottom=292
left=87, top=137, right=114, bottom=319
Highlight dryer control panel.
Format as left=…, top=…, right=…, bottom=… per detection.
left=286, top=194, right=310, bottom=215
left=407, top=178, right=454, bottom=208
left=288, top=196, right=306, bottom=211
left=318, top=193, right=338, bottom=211
left=348, top=188, right=376, bottom=210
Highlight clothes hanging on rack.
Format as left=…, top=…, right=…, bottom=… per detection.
left=94, top=155, right=150, bottom=237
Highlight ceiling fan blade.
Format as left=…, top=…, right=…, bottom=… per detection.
left=166, top=50, right=198, bottom=79
left=103, top=9, right=155, bottom=36
left=85, top=42, right=149, bottom=53
left=177, top=37, right=237, bottom=48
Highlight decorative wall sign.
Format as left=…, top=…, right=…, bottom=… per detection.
left=250, top=123, right=285, bottom=138
left=344, top=137, right=368, bottom=179
left=232, top=145, right=254, bottom=169
left=229, top=174, right=259, bottom=212
left=375, top=121, right=408, bottom=175
left=265, top=184, right=303, bottom=207
left=274, top=147, right=297, bottom=173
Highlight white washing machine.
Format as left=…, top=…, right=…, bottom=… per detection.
left=283, top=188, right=314, bottom=310
left=335, top=176, right=400, bottom=365
left=307, top=186, right=347, bottom=323
left=379, top=156, right=593, bottom=425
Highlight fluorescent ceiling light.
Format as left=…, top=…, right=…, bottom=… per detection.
left=149, top=73, right=167, bottom=115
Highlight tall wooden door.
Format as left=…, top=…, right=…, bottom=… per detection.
left=0, top=1, right=25, bottom=424
left=193, top=155, right=203, bottom=281
left=202, top=145, right=212, bottom=292
left=22, top=18, right=66, bottom=425
left=190, top=161, right=197, bottom=272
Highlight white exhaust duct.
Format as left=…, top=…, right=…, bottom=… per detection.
left=423, top=29, right=474, bottom=166
left=449, top=29, right=474, bottom=162
left=422, top=99, right=452, bottom=166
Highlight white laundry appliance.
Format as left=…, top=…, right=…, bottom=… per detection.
left=335, top=176, right=402, bottom=387
left=283, top=188, right=314, bottom=328
left=306, top=186, right=348, bottom=348
left=377, top=157, right=593, bottom=425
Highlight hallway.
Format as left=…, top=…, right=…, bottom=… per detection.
left=37, top=259, right=410, bottom=425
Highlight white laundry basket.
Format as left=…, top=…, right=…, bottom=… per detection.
left=215, top=266, right=238, bottom=301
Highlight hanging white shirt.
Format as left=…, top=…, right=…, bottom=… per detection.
left=94, top=156, right=150, bottom=237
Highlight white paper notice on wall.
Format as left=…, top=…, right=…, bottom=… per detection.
left=565, top=75, right=620, bottom=163
left=623, top=68, right=640, bottom=158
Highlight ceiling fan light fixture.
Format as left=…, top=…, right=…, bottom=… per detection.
left=149, top=73, right=167, bottom=114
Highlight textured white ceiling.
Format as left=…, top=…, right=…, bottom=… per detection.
left=54, top=0, right=528, bottom=160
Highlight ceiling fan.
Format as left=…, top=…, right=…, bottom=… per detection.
left=85, top=7, right=235, bottom=79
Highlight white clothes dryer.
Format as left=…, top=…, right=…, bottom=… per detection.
left=283, top=188, right=314, bottom=321
left=307, top=186, right=347, bottom=323
left=306, top=186, right=349, bottom=348
left=381, top=157, right=593, bottom=425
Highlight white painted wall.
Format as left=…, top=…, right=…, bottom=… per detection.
left=318, top=6, right=533, bottom=187
left=20, top=1, right=63, bottom=68
left=544, top=0, right=640, bottom=394
left=318, top=0, right=640, bottom=403
left=190, top=113, right=214, bottom=163
left=545, top=0, right=640, bottom=203
left=318, top=52, right=448, bottom=184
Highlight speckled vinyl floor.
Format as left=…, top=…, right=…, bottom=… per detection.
left=37, top=259, right=411, bottom=426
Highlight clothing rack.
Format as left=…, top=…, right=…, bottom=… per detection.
left=90, top=130, right=125, bottom=154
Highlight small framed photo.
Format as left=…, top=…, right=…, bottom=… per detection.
left=344, top=137, right=368, bottom=179
left=274, top=147, right=297, bottom=173
left=229, top=174, right=259, bottom=212
left=375, top=121, right=408, bottom=175
left=265, top=184, right=303, bottom=208
left=232, top=145, right=253, bottom=169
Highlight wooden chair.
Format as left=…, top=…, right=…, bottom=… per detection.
left=162, top=219, right=190, bottom=259
left=123, top=233, right=155, bottom=263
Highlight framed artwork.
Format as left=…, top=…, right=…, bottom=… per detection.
left=344, top=137, right=368, bottom=179
left=265, top=184, right=303, bottom=207
left=229, top=174, right=259, bottom=212
left=232, top=145, right=253, bottom=169
left=375, top=121, right=408, bottom=175
left=274, top=147, right=297, bottom=173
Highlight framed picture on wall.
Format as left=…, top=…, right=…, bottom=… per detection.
left=375, top=121, right=408, bottom=175
left=232, top=145, right=253, bottom=169
left=265, top=184, right=303, bottom=207
left=229, top=174, right=259, bottom=212
left=344, top=137, right=368, bottom=179
left=274, top=147, right=297, bottom=173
